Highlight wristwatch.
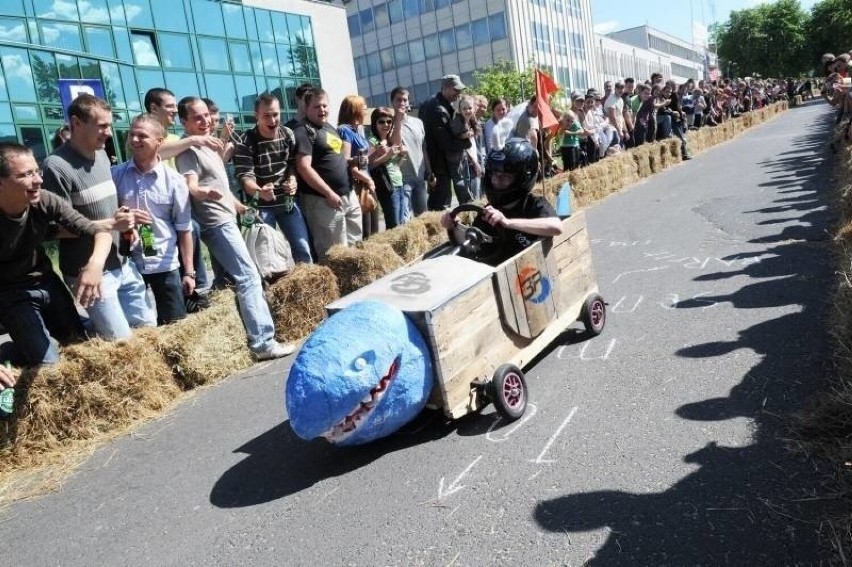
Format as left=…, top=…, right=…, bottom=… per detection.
left=184, top=272, right=196, bottom=279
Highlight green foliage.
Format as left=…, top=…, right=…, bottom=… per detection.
left=468, top=59, right=536, bottom=106
left=804, top=0, right=852, bottom=74
left=712, top=0, right=809, bottom=77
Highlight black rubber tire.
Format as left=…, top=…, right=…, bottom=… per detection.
left=581, top=293, right=606, bottom=336
left=490, top=364, right=528, bottom=421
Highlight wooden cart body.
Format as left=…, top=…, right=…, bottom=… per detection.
left=326, top=210, right=598, bottom=419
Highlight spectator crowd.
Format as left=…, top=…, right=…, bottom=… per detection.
left=0, top=66, right=794, bottom=389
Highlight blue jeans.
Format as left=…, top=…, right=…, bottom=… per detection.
left=182, top=220, right=210, bottom=292
left=404, top=177, right=427, bottom=217
left=259, top=204, right=314, bottom=264
left=0, top=270, right=84, bottom=365
left=200, top=221, right=277, bottom=352
left=66, top=260, right=156, bottom=340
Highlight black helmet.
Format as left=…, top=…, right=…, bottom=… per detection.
left=484, top=137, right=538, bottom=207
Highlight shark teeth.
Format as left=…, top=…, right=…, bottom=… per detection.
left=323, top=357, right=401, bottom=442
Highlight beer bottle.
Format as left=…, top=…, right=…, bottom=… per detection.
left=139, top=224, right=156, bottom=256
left=119, top=229, right=134, bottom=256
left=0, top=362, right=15, bottom=421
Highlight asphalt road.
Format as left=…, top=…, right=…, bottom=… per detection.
left=2, top=101, right=836, bottom=566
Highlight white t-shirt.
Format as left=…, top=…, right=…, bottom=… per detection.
left=603, top=94, right=625, bottom=131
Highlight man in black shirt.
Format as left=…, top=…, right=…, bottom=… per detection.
left=293, top=89, right=362, bottom=260
left=0, top=143, right=113, bottom=365
left=441, top=138, right=562, bottom=265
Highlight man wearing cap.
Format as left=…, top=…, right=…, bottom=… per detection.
left=420, top=74, right=473, bottom=211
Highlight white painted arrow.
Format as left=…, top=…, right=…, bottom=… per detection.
left=438, top=455, right=483, bottom=500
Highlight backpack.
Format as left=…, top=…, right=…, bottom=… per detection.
left=243, top=219, right=294, bottom=282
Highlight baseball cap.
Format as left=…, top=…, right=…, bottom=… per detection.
left=441, top=74, right=466, bottom=90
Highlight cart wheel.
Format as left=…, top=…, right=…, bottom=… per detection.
left=490, top=364, right=527, bottom=421
left=581, top=294, right=606, bottom=336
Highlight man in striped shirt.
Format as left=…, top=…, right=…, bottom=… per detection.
left=42, top=94, right=156, bottom=340
left=233, top=93, right=313, bottom=264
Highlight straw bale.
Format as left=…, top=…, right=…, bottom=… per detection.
left=658, top=141, right=673, bottom=169
left=367, top=220, right=432, bottom=262
left=266, top=263, right=339, bottom=342
left=631, top=145, right=654, bottom=177
left=613, top=151, right=640, bottom=186
left=148, top=289, right=252, bottom=389
left=412, top=211, right=449, bottom=248
left=322, top=241, right=404, bottom=296
left=648, top=145, right=663, bottom=173
left=666, top=139, right=682, bottom=164
left=0, top=335, right=179, bottom=477
left=742, top=113, right=754, bottom=129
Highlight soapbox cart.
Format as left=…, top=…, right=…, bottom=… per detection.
left=326, top=205, right=605, bottom=422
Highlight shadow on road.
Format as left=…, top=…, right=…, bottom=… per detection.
left=533, top=107, right=837, bottom=564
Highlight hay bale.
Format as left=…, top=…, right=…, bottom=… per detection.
left=631, top=145, right=654, bottom=177
left=0, top=335, right=179, bottom=477
left=666, top=139, right=682, bottom=164
left=148, top=289, right=253, bottom=389
left=267, top=264, right=339, bottom=342
left=411, top=212, right=449, bottom=248
left=322, top=241, right=404, bottom=296
left=366, top=221, right=431, bottom=262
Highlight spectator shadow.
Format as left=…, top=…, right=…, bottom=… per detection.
left=533, top=107, right=836, bottom=562
left=210, top=411, right=456, bottom=508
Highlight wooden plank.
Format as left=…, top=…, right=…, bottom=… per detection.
left=495, top=260, right=530, bottom=338
left=513, top=246, right=557, bottom=337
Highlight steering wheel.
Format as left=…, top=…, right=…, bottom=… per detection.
left=446, top=203, right=505, bottom=263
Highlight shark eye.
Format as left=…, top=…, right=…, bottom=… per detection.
left=346, top=351, right=376, bottom=375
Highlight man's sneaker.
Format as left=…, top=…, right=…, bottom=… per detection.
left=251, top=341, right=296, bottom=361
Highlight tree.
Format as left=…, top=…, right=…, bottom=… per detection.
left=804, top=0, right=852, bottom=75
left=712, top=0, right=808, bottom=78
left=469, top=59, right=536, bottom=107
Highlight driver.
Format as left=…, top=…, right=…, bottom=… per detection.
left=440, top=137, right=562, bottom=265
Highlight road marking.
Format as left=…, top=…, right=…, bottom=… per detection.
left=486, top=402, right=538, bottom=443
left=531, top=407, right=578, bottom=464
left=437, top=455, right=483, bottom=500
left=612, top=266, right=669, bottom=283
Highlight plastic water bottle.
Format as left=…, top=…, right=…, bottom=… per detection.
left=556, top=182, right=572, bottom=218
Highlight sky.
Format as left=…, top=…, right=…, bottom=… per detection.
left=591, top=0, right=819, bottom=44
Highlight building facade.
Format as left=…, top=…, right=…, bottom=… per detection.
left=0, top=0, right=355, bottom=162
left=602, top=25, right=713, bottom=85
left=345, top=0, right=599, bottom=108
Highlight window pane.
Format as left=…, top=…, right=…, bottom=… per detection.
left=359, top=8, right=374, bottom=34
left=249, top=42, right=263, bottom=76
left=56, top=53, right=79, bottom=78
left=19, top=126, right=47, bottom=162
left=2, top=0, right=25, bottom=16
left=44, top=106, right=64, bottom=121
left=347, top=14, right=360, bottom=37
left=275, top=44, right=293, bottom=76
left=244, top=7, right=258, bottom=40
left=394, top=43, right=409, bottom=67
left=29, top=51, right=59, bottom=103
left=455, top=23, right=471, bottom=50
left=122, top=0, right=153, bottom=28
left=0, top=17, right=28, bottom=42
left=234, top=74, right=258, bottom=112
left=354, top=55, right=367, bottom=79
left=151, top=0, right=187, bottom=32
left=2, top=48, right=37, bottom=102
left=409, top=39, right=424, bottom=63
left=33, top=0, right=78, bottom=19
left=0, top=103, right=10, bottom=123
left=113, top=26, right=133, bottom=63
left=135, top=69, right=165, bottom=99
left=260, top=42, right=278, bottom=75
left=388, top=0, right=403, bottom=23
left=230, top=42, right=252, bottom=74
left=190, top=0, right=223, bottom=36
left=380, top=49, right=393, bottom=72
left=301, top=47, right=318, bottom=78
left=0, top=124, right=16, bottom=144
left=119, top=64, right=141, bottom=111
left=163, top=71, right=198, bottom=100
left=403, top=0, right=419, bottom=18
left=489, top=13, right=507, bottom=40
left=100, top=61, right=125, bottom=108
left=423, top=33, right=438, bottom=59
left=159, top=33, right=192, bottom=69
left=40, top=21, right=82, bottom=52
left=78, top=0, right=111, bottom=24
left=222, top=4, right=246, bottom=38
left=374, top=3, right=389, bottom=28
left=471, top=17, right=488, bottom=45
left=255, top=9, right=274, bottom=43
left=366, top=52, right=380, bottom=76
left=271, top=12, right=289, bottom=44
left=85, top=26, right=114, bottom=58
left=130, top=31, right=160, bottom=66
left=199, top=36, right=229, bottom=72
left=79, top=57, right=100, bottom=79
left=13, top=104, right=39, bottom=121
left=438, top=29, right=454, bottom=53
left=107, top=0, right=125, bottom=24
left=203, top=74, right=237, bottom=113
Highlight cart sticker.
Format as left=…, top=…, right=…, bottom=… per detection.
left=516, top=267, right=551, bottom=305
left=390, top=271, right=431, bottom=295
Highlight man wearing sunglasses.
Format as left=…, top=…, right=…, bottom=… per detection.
left=0, top=143, right=113, bottom=365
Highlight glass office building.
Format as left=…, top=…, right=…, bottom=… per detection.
left=0, top=0, right=323, bottom=162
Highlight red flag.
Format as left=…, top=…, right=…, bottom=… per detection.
left=535, top=69, right=560, bottom=132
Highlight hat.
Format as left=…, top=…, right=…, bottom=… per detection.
left=441, top=74, right=466, bottom=90
left=571, top=91, right=584, bottom=101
